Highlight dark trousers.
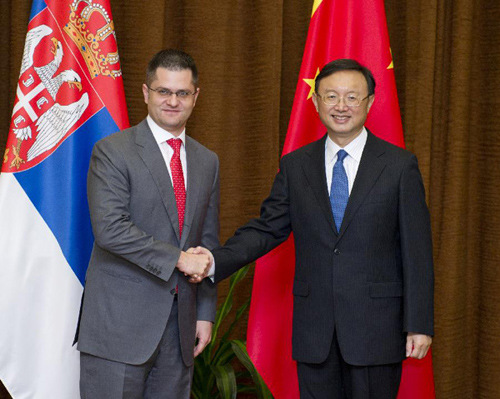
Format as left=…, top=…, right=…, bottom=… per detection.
left=297, top=331, right=402, bottom=399
left=80, top=298, right=193, bottom=399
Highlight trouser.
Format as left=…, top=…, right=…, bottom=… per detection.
left=80, top=298, right=193, bottom=399
left=297, top=331, right=402, bottom=399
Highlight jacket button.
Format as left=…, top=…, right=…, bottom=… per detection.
left=334, top=248, right=340, bottom=255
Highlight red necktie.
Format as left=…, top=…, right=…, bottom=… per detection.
left=167, top=138, right=186, bottom=237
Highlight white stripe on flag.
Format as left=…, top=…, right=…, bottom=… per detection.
left=0, top=173, right=82, bottom=399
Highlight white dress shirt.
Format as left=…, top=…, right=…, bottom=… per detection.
left=325, top=127, right=368, bottom=196
left=147, top=115, right=187, bottom=187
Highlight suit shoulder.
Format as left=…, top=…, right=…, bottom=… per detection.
left=186, top=135, right=219, bottom=161
left=90, top=124, right=147, bottom=174
left=94, top=124, right=139, bottom=152
left=370, top=133, right=416, bottom=161
left=281, top=135, right=326, bottom=164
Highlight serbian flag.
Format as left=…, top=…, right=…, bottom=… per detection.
left=246, top=0, right=435, bottom=398
left=0, top=0, right=128, bottom=397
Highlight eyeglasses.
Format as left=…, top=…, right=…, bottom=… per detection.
left=147, top=86, right=197, bottom=100
left=316, top=93, right=371, bottom=107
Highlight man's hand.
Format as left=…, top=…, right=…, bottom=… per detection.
left=187, top=246, right=213, bottom=263
left=194, top=320, right=213, bottom=357
left=406, top=332, right=432, bottom=359
left=176, top=251, right=211, bottom=281
left=186, top=247, right=214, bottom=283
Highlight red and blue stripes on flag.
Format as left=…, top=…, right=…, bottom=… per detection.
left=0, top=0, right=128, bottom=397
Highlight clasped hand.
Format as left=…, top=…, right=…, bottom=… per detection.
left=176, top=246, right=213, bottom=283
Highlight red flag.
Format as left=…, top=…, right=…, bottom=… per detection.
left=246, top=1, right=435, bottom=398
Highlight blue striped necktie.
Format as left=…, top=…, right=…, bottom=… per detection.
left=330, top=149, right=349, bottom=232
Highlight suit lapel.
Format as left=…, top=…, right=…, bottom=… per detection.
left=338, top=132, right=386, bottom=240
left=302, top=134, right=338, bottom=235
left=180, top=136, right=200, bottom=248
left=134, top=120, right=181, bottom=242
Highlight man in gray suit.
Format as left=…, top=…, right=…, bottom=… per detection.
left=192, top=59, right=434, bottom=398
left=76, top=49, right=219, bottom=398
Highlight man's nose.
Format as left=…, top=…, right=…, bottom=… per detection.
left=166, top=93, right=180, bottom=106
left=334, top=97, right=349, bottom=110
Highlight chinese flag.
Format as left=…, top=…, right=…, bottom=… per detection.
left=246, top=1, right=435, bottom=398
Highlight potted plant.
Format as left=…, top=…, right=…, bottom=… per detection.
left=191, top=265, right=273, bottom=399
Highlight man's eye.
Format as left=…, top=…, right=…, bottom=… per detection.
left=347, top=95, right=358, bottom=101
left=176, top=91, right=189, bottom=98
left=158, top=89, right=171, bottom=96
left=326, top=94, right=337, bottom=100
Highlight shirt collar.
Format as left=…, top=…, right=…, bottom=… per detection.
left=147, top=115, right=186, bottom=147
left=325, top=127, right=368, bottom=164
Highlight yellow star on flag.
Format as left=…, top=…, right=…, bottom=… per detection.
left=303, top=68, right=320, bottom=100
left=387, top=48, right=394, bottom=69
left=311, top=0, right=324, bottom=17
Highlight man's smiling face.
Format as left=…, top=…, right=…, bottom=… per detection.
left=313, top=70, right=374, bottom=145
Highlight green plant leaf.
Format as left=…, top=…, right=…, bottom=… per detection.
left=210, top=265, right=250, bottom=353
left=191, top=264, right=263, bottom=399
left=230, top=340, right=274, bottom=399
left=228, top=264, right=249, bottom=286
left=212, top=339, right=234, bottom=365
left=211, top=363, right=237, bottom=399
left=220, top=297, right=251, bottom=344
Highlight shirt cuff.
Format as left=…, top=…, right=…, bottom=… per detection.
left=208, top=259, right=215, bottom=283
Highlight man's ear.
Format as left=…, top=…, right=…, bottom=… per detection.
left=312, top=92, right=319, bottom=112
left=367, top=94, right=375, bottom=112
left=142, top=84, right=149, bottom=105
left=192, top=87, right=200, bottom=107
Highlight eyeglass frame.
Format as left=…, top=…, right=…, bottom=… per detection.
left=314, top=92, right=372, bottom=107
left=146, top=85, right=198, bottom=100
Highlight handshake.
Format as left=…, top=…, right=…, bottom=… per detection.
left=176, top=246, right=214, bottom=283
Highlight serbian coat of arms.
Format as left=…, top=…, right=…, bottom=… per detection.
left=3, top=0, right=123, bottom=173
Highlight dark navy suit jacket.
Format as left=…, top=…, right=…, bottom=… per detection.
left=213, top=131, right=434, bottom=366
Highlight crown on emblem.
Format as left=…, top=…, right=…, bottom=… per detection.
left=64, top=0, right=122, bottom=79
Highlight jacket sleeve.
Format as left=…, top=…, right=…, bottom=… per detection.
left=87, top=139, right=181, bottom=282
left=196, top=155, right=220, bottom=322
left=213, top=156, right=293, bottom=283
left=399, top=154, right=434, bottom=336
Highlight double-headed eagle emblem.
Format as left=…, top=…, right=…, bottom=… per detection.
left=8, top=24, right=89, bottom=170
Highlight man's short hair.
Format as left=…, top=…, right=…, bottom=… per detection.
left=146, top=49, right=198, bottom=86
left=315, top=59, right=376, bottom=96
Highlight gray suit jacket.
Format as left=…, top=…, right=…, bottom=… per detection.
left=214, top=131, right=433, bottom=366
left=77, top=119, right=219, bottom=367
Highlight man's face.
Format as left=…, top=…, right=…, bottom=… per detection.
left=142, top=67, right=199, bottom=136
left=312, top=70, right=374, bottom=144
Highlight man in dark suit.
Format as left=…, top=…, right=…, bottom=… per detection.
left=192, top=59, right=434, bottom=398
left=76, top=49, right=218, bottom=398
